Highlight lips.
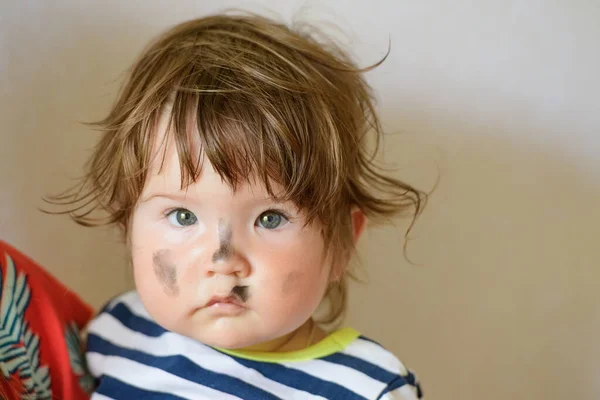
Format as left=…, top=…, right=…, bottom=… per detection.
left=205, top=296, right=244, bottom=308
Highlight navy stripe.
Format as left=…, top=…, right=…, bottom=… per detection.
left=399, top=369, right=422, bottom=396
left=405, top=370, right=417, bottom=386
left=96, top=375, right=188, bottom=400
left=107, top=303, right=168, bottom=337
left=229, top=354, right=367, bottom=400
left=358, top=335, right=380, bottom=345
left=321, top=352, right=397, bottom=383
left=88, top=334, right=279, bottom=400
left=406, top=371, right=423, bottom=398
left=377, top=374, right=423, bottom=399
left=376, top=376, right=408, bottom=399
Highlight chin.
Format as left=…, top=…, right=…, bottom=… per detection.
left=205, top=335, right=255, bottom=349
left=189, top=328, right=256, bottom=349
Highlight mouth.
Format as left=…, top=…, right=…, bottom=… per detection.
left=205, top=296, right=244, bottom=308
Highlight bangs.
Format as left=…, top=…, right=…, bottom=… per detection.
left=158, top=44, right=352, bottom=225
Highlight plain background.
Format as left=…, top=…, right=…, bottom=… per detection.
left=1, top=1, right=599, bottom=399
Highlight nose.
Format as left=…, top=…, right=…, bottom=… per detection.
left=206, top=247, right=250, bottom=278
left=205, top=223, right=250, bottom=278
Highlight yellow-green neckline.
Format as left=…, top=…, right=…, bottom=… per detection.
left=214, top=327, right=360, bottom=363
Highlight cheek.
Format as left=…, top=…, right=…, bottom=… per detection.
left=129, top=215, right=187, bottom=326
left=257, top=264, right=328, bottom=333
left=152, top=249, right=179, bottom=296
left=131, top=235, right=200, bottom=294
left=131, top=230, right=164, bottom=281
left=130, top=210, right=205, bottom=279
left=281, top=270, right=303, bottom=294
left=256, top=237, right=330, bottom=308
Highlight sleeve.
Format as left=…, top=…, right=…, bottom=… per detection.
left=377, top=368, right=424, bottom=400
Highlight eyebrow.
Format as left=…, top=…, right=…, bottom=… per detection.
left=139, top=192, right=192, bottom=204
left=140, top=191, right=297, bottom=209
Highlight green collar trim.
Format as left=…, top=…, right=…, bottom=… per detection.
left=215, top=327, right=360, bottom=363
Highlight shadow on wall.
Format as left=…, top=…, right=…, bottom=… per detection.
left=348, top=106, right=600, bottom=400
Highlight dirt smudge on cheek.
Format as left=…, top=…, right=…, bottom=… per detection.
left=281, top=270, right=304, bottom=295
left=152, top=249, right=180, bottom=296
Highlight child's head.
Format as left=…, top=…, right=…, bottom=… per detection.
left=58, top=12, right=424, bottom=349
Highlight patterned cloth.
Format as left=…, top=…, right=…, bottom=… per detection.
left=87, top=291, right=423, bottom=400
left=0, top=240, right=94, bottom=400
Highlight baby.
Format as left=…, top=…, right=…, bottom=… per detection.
left=60, top=11, right=426, bottom=400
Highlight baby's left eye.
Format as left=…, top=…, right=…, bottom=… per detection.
left=256, top=210, right=289, bottom=230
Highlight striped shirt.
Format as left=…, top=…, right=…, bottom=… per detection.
left=86, top=291, right=423, bottom=400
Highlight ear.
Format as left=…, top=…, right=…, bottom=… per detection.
left=350, top=207, right=367, bottom=245
left=329, top=207, right=367, bottom=283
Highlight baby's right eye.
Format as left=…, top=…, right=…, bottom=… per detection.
left=166, top=208, right=197, bottom=227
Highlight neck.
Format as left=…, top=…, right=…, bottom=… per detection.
left=239, top=319, right=327, bottom=353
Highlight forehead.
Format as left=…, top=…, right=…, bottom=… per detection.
left=144, top=110, right=278, bottom=198
left=147, top=108, right=198, bottom=175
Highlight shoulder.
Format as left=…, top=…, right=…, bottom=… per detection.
left=96, top=290, right=148, bottom=316
left=340, top=335, right=424, bottom=399
left=85, top=290, right=171, bottom=377
left=84, top=291, right=215, bottom=389
left=88, top=290, right=161, bottom=336
left=86, top=290, right=170, bottom=350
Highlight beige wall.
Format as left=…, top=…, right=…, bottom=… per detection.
left=1, top=1, right=599, bottom=399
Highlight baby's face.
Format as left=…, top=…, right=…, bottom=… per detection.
left=129, top=125, right=331, bottom=349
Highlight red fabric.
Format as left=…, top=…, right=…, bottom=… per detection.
left=0, top=240, right=94, bottom=400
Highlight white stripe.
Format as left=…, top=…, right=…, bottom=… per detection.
left=343, top=338, right=409, bottom=376
left=113, top=291, right=151, bottom=318
left=90, top=394, right=113, bottom=400
left=87, top=353, right=240, bottom=400
left=379, top=384, right=420, bottom=400
left=88, top=312, right=327, bottom=400
left=283, top=358, right=386, bottom=399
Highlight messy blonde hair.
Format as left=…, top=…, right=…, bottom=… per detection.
left=49, top=12, right=426, bottom=326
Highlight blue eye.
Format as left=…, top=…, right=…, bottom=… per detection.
left=257, top=210, right=289, bottom=230
left=167, top=208, right=197, bottom=227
